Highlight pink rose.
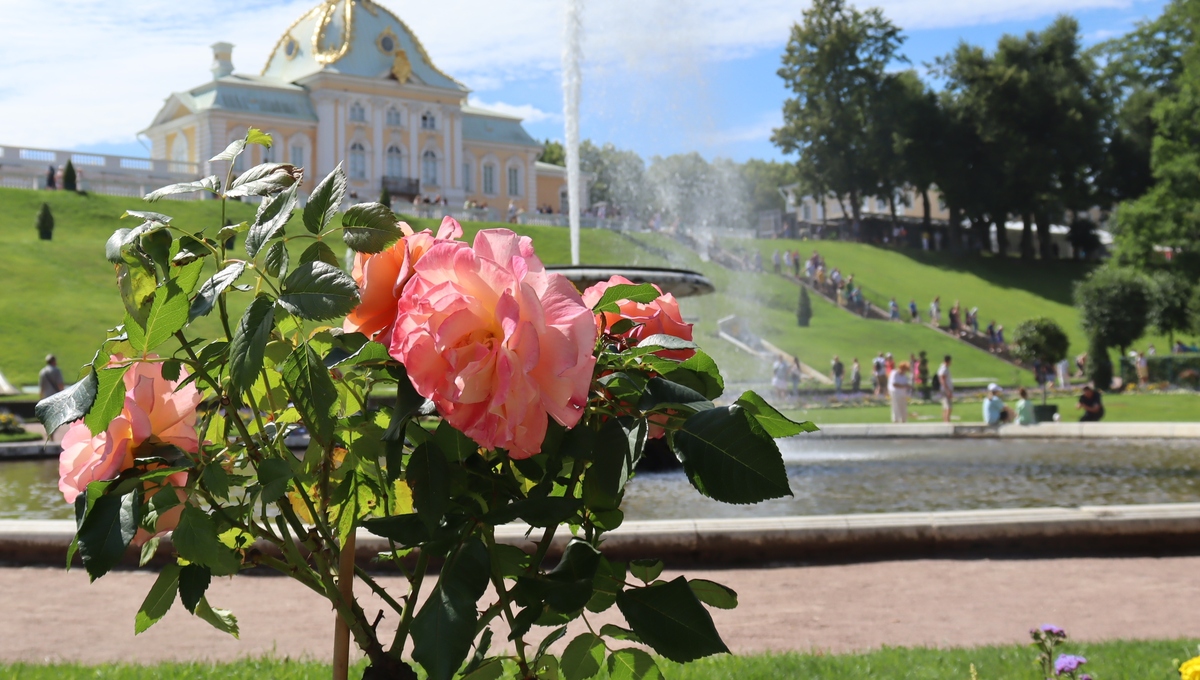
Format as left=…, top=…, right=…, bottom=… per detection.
left=59, top=360, right=201, bottom=505
left=390, top=229, right=597, bottom=459
left=582, top=275, right=694, bottom=360
left=343, top=216, right=464, bottom=346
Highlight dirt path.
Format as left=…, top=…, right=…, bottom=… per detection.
left=5, top=556, right=1200, bottom=664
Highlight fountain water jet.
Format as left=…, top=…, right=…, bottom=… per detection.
left=562, top=0, right=583, bottom=265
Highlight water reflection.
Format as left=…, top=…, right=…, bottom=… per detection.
left=4, top=439, right=1200, bottom=521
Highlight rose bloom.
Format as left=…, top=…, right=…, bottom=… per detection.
left=343, top=216, right=465, bottom=346
left=581, top=275, right=694, bottom=360
left=390, top=229, right=597, bottom=459
left=1182, top=657, right=1200, bottom=680
left=59, top=360, right=201, bottom=543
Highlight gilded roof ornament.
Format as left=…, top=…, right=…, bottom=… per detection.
left=391, top=49, right=412, bottom=83
left=312, top=0, right=353, bottom=66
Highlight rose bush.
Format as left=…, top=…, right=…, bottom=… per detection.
left=37, top=131, right=812, bottom=680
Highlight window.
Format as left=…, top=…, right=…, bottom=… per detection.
left=802, top=203, right=812, bottom=221
left=876, top=197, right=887, bottom=212
left=422, top=150, right=438, bottom=186
left=290, top=144, right=304, bottom=168
left=462, top=162, right=473, bottom=192
left=507, top=166, right=520, bottom=197
left=170, top=136, right=188, bottom=173
left=938, top=197, right=947, bottom=212
left=228, top=136, right=244, bottom=173
left=386, top=107, right=402, bottom=127
left=386, top=145, right=404, bottom=177
left=349, top=142, right=366, bottom=179
left=421, top=112, right=436, bottom=130
left=349, top=102, right=366, bottom=123
left=262, top=141, right=274, bottom=163
left=482, top=164, right=495, bottom=195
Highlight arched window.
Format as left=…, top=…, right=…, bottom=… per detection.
left=386, top=107, right=402, bottom=127
left=227, top=134, right=244, bottom=173
left=386, top=145, right=405, bottom=178
left=262, top=133, right=278, bottom=163
left=349, top=142, right=367, bottom=179
left=289, top=136, right=307, bottom=169
left=462, top=161, right=473, bottom=193
left=507, top=165, right=520, bottom=197
left=482, top=163, right=496, bottom=195
left=349, top=102, right=366, bottom=123
left=422, top=150, right=438, bottom=186
left=421, top=112, right=436, bottom=130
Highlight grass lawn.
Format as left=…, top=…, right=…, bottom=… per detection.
left=3, top=639, right=1196, bottom=678
left=0, top=431, right=41, bottom=443
left=784, top=391, right=1200, bottom=426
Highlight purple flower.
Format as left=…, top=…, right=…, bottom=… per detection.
left=1040, top=624, right=1066, bottom=636
left=1055, top=654, right=1087, bottom=675
left=1080, top=675, right=1093, bottom=680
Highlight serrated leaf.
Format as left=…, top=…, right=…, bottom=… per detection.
left=77, top=486, right=140, bottom=581
left=688, top=579, right=738, bottom=609
left=121, top=210, right=173, bottom=224
left=258, top=458, right=292, bottom=504
left=171, top=505, right=241, bottom=576
left=179, top=563, right=211, bottom=613
left=85, top=364, right=130, bottom=435
left=278, top=261, right=360, bottom=321
left=201, top=464, right=229, bottom=500
left=606, top=649, right=660, bottom=680
left=189, top=262, right=246, bottom=321
left=407, top=442, right=449, bottom=530
left=228, top=295, right=276, bottom=394
left=672, top=405, right=793, bottom=505
left=593, top=283, right=661, bottom=313
left=134, top=562, right=180, bottom=634
left=304, top=163, right=347, bottom=234
left=629, top=559, right=663, bottom=583
left=299, top=240, right=341, bottom=267
left=244, top=128, right=272, bottom=147
left=341, top=202, right=400, bottom=253
left=194, top=597, right=239, bottom=638
left=264, top=241, right=289, bottom=278
left=736, top=390, right=818, bottom=437
left=411, top=538, right=490, bottom=680
left=209, top=138, right=245, bottom=162
left=280, top=343, right=338, bottom=446
left=245, top=184, right=298, bottom=257
left=35, top=367, right=98, bottom=439
left=133, top=280, right=188, bottom=353
left=616, top=577, right=729, bottom=663
left=144, top=175, right=220, bottom=202
left=226, top=163, right=300, bottom=198
left=636, top=334, right=697, bottom=351
left=561, top=633, right=605, bottom=680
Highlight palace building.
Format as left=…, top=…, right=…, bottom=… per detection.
left=141, top=0, right=574, bottom=214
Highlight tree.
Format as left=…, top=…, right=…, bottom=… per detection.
left=579, top=140, right=650, bottom=218
left=1074, top=266, right=1150, bottom=355
left=539, top=139, right=565, bottom=166
left=35, top=202, right=54, bottom=241
left=798, top=286, right=813, bottom=327
left=1148, top=270, right=1195, bottom=347
left=379, top=185, right=391, bottom=209
left=1011, top=317, right=1071, bottom=402
left=772, top=0, right=905, bottom=234
left=1087, top=336, right=1114, bottom=389
left=890, top=70, right=946, bottom=232
left=741, top=159, right=799, bottom=214
left=62, top=160, right=77, bottom=192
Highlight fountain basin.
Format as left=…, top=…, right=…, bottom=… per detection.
left=547, top=265, right=715, bottom=298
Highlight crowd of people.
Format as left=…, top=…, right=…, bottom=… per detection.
left=776, top=249, right=870, bottom=315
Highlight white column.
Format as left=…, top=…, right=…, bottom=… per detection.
left=441, top=114, right=451, bottom=189
left=407, top=104, right=419, bottom=180
left=527, top=153, right=537, bottom=210
left=335, top=98, right=346, bottom=179
left=452, top=114, right=463, bottom=189
left=372, top=99, right=384, bottom=183
left=315, top=97, right=337, bottom=178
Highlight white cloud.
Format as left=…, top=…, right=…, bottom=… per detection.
left=0, top=0, right=1146, bottom=151
left=467, top=98, right=560, bottom=123
left=705, top=112, right=783, bottom=146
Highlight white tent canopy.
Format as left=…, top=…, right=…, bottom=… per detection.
left=0, top=368, right=19, bottom=396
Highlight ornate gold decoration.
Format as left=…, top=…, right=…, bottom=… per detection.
left=373, top=3, right=465, bottom=88
left=312, top=0, right=353, bottom=66
left=391, top=49, right=412, bottom=83
left=260, top=4, right=322, bottom=75
left=376, top=26, right=398, bottom=55
left=283, top=34, right=300, bottom=60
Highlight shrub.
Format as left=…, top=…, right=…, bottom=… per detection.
left=1148, top=270, right=1195, bottom=347
left=62, top=160, right=77, bottom=192
left=1074, top=265, right=1149, bottom=354
left=35, top=202, right=54, bottom=241
left=798, top=285, right=812, bottom=327
left=1087, top=336, right=1113, bottom=390
left=1011, top=317, right=1070, bottom=365
left=379, top=185, right=391, bottom=208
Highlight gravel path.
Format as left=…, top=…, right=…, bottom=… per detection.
left=5, top=556, right=1200, bottom=664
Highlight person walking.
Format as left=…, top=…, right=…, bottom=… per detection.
left=936, top=355, right=954, bottom=422
left=772, top=249, right=782, bottom=275
left=831, top=355, right=845, bottom=396
left=1135, top=351, right=1149, bottom=388
left=930, top=296, right=941, bottom=327
left=885, top=352, right=895, bottom=375
left=771, top=357, right=789, bottom=398
left=908, top=299, right=919, bottom=322
left=995, top=325, right=1006, bottom=352
left=1015, top=388, right=1036, bottom=425
left=1077, top=384, right=1105, bottom=422
left=872, top=352, right=887, bottom=397
left=888, top=362, right=912, bottom=423
left=792, top=250, right=801, bottom=278
left=889, top=298, right=900, bottom=321
left=38, top=354, right=65, bottom=400
left=986, top=321, right=997, bottom=352
left=851, top=358, right=862, bottom=393
left=949, top=301, right=961, bottom=335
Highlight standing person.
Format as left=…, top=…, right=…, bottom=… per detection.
left=884, top=352, right=895, bottom=376
left=1135, top=351, right=1149, bottom=388
left=831, top=355, right=845, bottom=395
left=929, top=296, right=941, bottom=327
left=772, top=249, right=782, bottom=274
left=995, top=325, right=1006, bottom=352
left=38, top=354, right=65, bottom=400
left=872, top=353, right=887, bottom=397
left=1148, top=344, right=1157, bottom=357
left=790, top=357, right=802, bottom=395
left=46, top=165, right=57, bottom=190
left=1015, top=388, right=1036, bottom=425
left=1077, top=384, right=1105, bottom=421
left=1075, top=352, right=1088, bottom=378
left=949, top=302, right=961, bottom=335
left=889, top=298, right=900, bottom=320
left=851, top=358, right=862, bottom=393
left=969, top=307, right=980, bottom=334
left=771, top=357, right=788, bottom=398
left=908, top=299, right=919, bottom=322
left=982, top=383, right=1012, bottom=425
left=792, top=250, right=801, bottom=278
left=937, top=355, right=954, bottom=422
left=888, top=362, right=912, bottom=423
left=986, top=321, right=997, bottom=352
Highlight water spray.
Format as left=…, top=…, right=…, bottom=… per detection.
left=562, top=0, right=583, bottom=265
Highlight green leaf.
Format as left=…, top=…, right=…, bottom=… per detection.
left=561, top=633, right=605, bottom=680
left=226, top=163, right=300, bottom=198
left=121, top=210, right=173, bottom=224
left=636, top=334, right=698, bottom=351
left=518, top=538, right=601, bottom=614
left=228, top=294, right=276, bottom=394
left=263, top=241, right=290, bottom=278
left=582, top=420, right=630, bottom=512
left=629, top=559, right=663, bottom=583
left=179, top=563, right=211, bottom=613
left=593, top=283, right=661, bottom=313
left=672, top=405, right=793, bottom=505
left=688, top=579, right=738, bottom=609
left=128, top=280, right=188, bottom=353
left=304, top=163, right=347, bottom=234
left=433, top=419, right=478, bottom=462
left=299, top=240, right=341, bottom=268
left=637, top=377, right=713, bottom=413
left=189, top=262, right=246, bottom=322
left=77, top=486, right=140, bottom=580
left=171, top=506, right=242, bottom=576
left=280, top=343, right=338, bottom=446
left=535, top=625, right=568, bottom=663
left=362, top=514, right=429, bottom=547
left=84, top=365, right=129, bottom=436
left=599, top=624, right=640, bottom=642
left=141, top=229, right=173, bottom=275
left=194, top=597, right=239, bottom=638
left=736, top=390, right=818, bottom=437
left=666, top=350, right=724, bottom=399
left=138, top=536, right=160, bottom=567
left=172, top=235, right=211, bottom=267
left=326, top=340, right=390, bottom=368
left=134, top=563, right=180, bottom=634
left=606, top=649, right=661, bottom=680
left=209, top=138, right=245, bottom=162
left=616, top=577, right=729, bottom=663
left=486, top=497, right=582, bottom=527
left=278, top=261, right=359, bottom=321
left=144, top=175, right=220, bottom=202
left=462, top=660, right=504, bottom=680
left=411, top=537, right=490, bottom=680
left=407, top=442, right=449, bottom=530
left=245, top=184, right=298, bottom=257
left=201, top=465, right=229, bottom=500
left=341, top=202, right=400, bottom=253
left=258, top=458, right=292, bottom=504
left=587, top=559, right=626, bottom=613
left=244, top=128, right=273, bottom=148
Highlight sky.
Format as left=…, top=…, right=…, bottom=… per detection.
left=0, top=0, right=1169, bottom=164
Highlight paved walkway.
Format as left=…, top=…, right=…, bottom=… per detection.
left=5, top=556, right=1200, bottom=664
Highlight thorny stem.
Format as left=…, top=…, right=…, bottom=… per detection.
left=483, top=527, right=532, bottom=677
left=389, top=550, right=430, bottom=658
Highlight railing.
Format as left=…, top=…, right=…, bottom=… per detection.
left=382, top=176, right=420, bottom=196
left=0, top=143, right=202, bottom=199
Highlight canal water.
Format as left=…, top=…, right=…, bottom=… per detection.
left=5, top=438, right=1200, bottom=521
